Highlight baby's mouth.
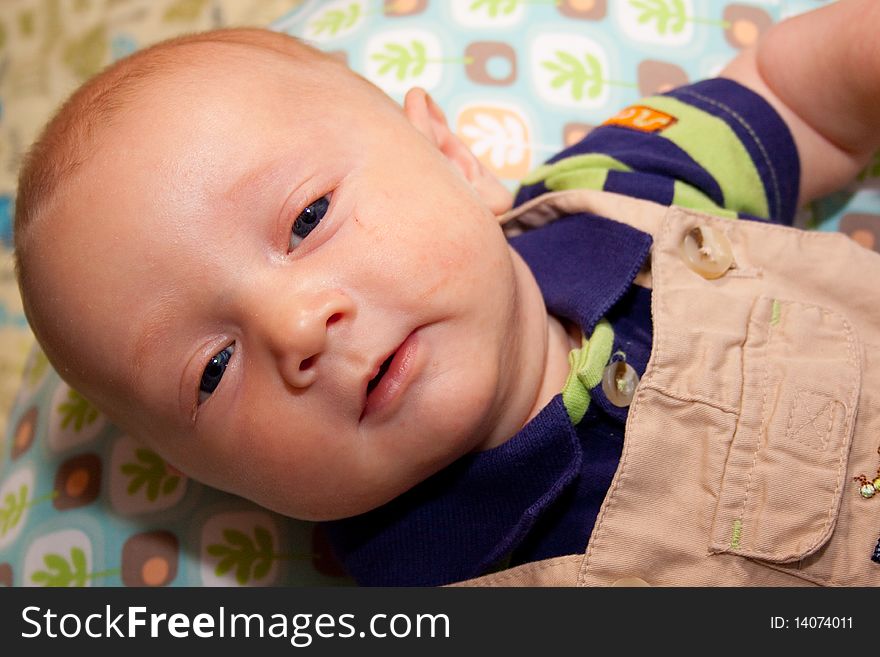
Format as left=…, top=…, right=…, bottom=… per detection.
left=367, top=352, right=395, bottom=394
left=360, top=329, right=422, bottom=423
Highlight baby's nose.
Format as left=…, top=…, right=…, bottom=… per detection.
left=264, top=290, right=353, bottom=389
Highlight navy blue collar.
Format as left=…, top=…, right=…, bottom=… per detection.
left=509, top=212, right=652, bottom=336
left=324, top=212, right=652, bottom=586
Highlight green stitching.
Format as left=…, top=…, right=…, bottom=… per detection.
left=730, top=519, right=743, bottom=549
left=770, top=299, right=782, bottom=326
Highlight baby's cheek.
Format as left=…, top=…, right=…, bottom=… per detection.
left=437, top=222, right=500, bottom=281
left=432, top=353, right=501, bottom=450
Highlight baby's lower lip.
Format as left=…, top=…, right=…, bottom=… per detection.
left=361, top=330, right=421, bottom=422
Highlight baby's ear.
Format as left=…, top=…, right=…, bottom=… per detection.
left=404, top=87, right=512, bottom=215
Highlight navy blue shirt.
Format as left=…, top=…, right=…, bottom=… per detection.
left=325, top=79, right=800, bottom=586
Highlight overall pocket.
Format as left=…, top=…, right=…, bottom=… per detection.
left=709, top=296, right=860, bottom=563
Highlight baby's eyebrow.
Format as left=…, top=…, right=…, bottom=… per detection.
left=224, top=158, right=286, bottom=206
left=132, top=292, right=180, bottom=376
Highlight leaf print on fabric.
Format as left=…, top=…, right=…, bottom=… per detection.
left=457, top=104, right=532, bottom=178
left=469, top=0, right=518, bottom=18
left=309, top=3, right=361, bottom=36
left=62, top=24, right=108, bottom=80
left=541, top=50, right=634, bottom=101
left=120, top=448, right=181, bottom=501
left=207, top=526, right=278, bottom=585
left=460, top=112, right=526, bottom=169
left=371, top=40, right=428, bottom=80
left=57, top=388, right=99, bottom=432
left=29, top=547, right=117, bottom=586
left=629, top=0, right=688, bottom=35
left=163, top=0, right=210, bottom=22
left=0, top=484, right=28, bottom=537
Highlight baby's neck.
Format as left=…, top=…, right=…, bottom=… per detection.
left=524, top=312, right=580, bottom=425
left=476, top=249, right=580, bottom=451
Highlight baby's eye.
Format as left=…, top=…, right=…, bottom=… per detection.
left=199, top=344, right=235, bottom=404
left=289, top=195, right=330, bottom=250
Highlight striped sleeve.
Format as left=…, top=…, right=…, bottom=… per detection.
left=514, top=78, right=801, bottom=225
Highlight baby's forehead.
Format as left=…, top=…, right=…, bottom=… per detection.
left=112, top=43, right=379, bottom=146
left=123, top=43, right=300, bottom=105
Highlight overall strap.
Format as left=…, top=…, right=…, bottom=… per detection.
left=501, top=189, right=668, bottom=239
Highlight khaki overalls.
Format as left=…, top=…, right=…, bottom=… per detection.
left=457, top=189, right=880, bottom=586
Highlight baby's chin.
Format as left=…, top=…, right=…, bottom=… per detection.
left=250, top=482, right=407, bottom=523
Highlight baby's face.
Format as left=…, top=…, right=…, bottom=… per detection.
left=36, top=51, right=544, bottom=520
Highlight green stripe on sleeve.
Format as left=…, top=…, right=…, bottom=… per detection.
left=521, top=153, right=631, bottom=192
left=640, top=95, right=769, bottom=218
left=672, top=181, right=738, bottom=219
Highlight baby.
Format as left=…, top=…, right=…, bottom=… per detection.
left=13, top=0, right=880, bottom=586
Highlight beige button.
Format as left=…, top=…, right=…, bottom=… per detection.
left=680, top=225, right=733, bottom=279
left=602, top=360, right=639, bottom=407
left=611, top=577, right=651, bottom=587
